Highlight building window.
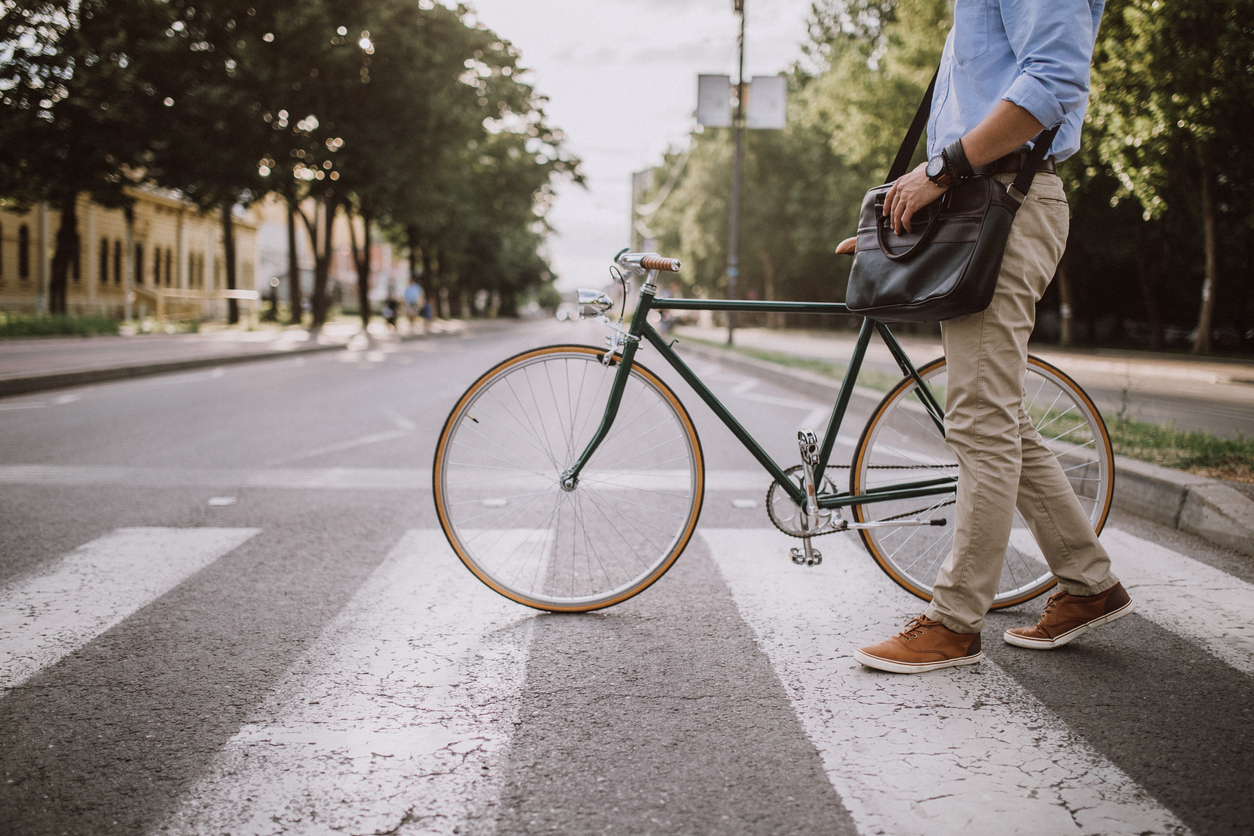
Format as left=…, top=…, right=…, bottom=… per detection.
left=99, top=237, right=108, bottom=284
left=113, top=240, right=122, bottom=284
left=18, top=224, right=30, bottom=280
left=153, top=246, right=161, bottom=286
left=134, top=242, right=144, bottom=284
left=165, top=248, right=173, bottom=286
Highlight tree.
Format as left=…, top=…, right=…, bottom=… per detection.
left=0, top=0, right=165, bottom=314
left=1089, top=0, right=1254, bottom=353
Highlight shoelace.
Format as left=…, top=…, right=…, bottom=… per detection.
left=897, top=615, right=937, bottom=641
left=1035, top=590, right=1069, bottom=627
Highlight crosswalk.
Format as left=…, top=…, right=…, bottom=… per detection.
left=2, top=522, right=1247, bottom=834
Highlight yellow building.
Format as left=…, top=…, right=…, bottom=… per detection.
left=0, top=186, right=259, bottom=322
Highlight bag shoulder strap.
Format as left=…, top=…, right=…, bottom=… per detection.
left=885, top=68, right=939, bottom=184
left=1006, top=125, right=1059, bottom=207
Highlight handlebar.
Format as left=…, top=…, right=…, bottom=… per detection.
left=616, top=251, right=681, bottom=274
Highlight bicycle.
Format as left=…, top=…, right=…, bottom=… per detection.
left=432, top=251, right=1115, bottom=612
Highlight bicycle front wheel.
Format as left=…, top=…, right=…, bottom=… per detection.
left=850, top=356, right=1114, bottom=609
left=433, top=344, right=704, bottom=612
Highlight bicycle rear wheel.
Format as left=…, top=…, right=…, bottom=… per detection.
left=433, top=344, right=704, bottom=612
left=849, top=356, right=1114, bottom=609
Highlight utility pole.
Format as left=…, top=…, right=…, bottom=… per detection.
left=726, top=0, right=746, bottom=346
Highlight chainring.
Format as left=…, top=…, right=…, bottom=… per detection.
left=765, top=464, right=843, bottom=538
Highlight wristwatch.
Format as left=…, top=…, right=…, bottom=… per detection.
left=927, top=140, right=977, bottom=188
left=925, top=152, right=955, bottom=187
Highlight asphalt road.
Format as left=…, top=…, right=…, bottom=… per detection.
left=1, top=317, right=1251, bottom=835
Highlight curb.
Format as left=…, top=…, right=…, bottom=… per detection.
left=679, top=338, right=1254, bottom=557
left=0, top=342, right=345, bottom=398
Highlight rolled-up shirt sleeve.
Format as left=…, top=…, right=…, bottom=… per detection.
left=1000, top=0, right=1096, bottom=128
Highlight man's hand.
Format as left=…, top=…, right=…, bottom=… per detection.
left=835, top=236, right=857, bottom=254
left=883, top=162, right=949, bottom=234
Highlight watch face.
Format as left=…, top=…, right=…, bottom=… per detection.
left=926, top=155, right=946, bottom=179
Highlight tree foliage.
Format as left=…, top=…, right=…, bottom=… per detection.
left=0, top=0, right=578, bottom=324
left=649, top=0, right=1254, bottom=353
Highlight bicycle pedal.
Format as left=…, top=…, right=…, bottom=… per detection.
left=789, top=546, right=823, bottom=566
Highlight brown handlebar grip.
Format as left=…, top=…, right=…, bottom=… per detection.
left=640, top=255, right=681, bottom=272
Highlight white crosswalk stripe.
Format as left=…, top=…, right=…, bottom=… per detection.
left=0, top=527, right=259, bottom=692
left=155, top=529, right=532, bottom=836
left=12, top=523, right=1248, bottom=834
left=1101, top=527, right=1254, bottom=675
left=701, top=527, right=1191, bottom=836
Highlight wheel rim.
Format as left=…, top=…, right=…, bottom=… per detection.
left=435, top=346, right=703, bottom=611
left=852, top=357, right=1112, bottom=608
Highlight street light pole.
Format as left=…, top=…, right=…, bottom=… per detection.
left=726, top=0, right=745, bottom=346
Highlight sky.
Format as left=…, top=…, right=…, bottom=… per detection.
left=464, top=0, right=819, bottom=289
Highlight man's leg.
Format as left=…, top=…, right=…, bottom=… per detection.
left=921, top=175, right=1071, bottom=635
left=1015, top=406, right=1118, bottom=595
left=856, top=174, right=1067, bottom=672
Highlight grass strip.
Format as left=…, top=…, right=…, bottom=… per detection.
left=1108, top=414, right=1254, bottom=483
left=0, top=312, right=120, bottom=338
left=680, top=336, right=902, bottom=393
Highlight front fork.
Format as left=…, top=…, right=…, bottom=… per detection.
left=559, top=272, right=659, bottom=491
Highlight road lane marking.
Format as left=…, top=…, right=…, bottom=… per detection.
left=1102, top=526, right=1254, bottom=675
left=0, top=464, right=771, bottom=492
left=701, top=528, right=1189, bottom=836
left=0, top=527, right=259, bottom=692
left=155, top=529, right=533, bottom=836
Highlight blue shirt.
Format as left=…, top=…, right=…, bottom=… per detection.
left=928, top=0, right=1105, bottom=162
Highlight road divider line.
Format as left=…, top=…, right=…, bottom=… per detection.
left=701, top=528, right=1189, bottom=836
left=0, top=464, right=771, bottom=492
left=155, top=529, right=534, bottom=836
left=0, top=527, right=259, bottom=692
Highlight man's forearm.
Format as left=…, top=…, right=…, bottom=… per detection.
left=959, top=100, right=1047, bottom=168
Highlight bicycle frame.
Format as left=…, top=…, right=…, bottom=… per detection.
left=561, top=270, right=954, bottom=512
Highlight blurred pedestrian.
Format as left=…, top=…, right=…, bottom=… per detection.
left=382, top=294, right=399, bottom=332
left=404, top=280, right=424, bottom=332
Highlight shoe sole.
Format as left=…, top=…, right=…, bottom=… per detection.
left=852, top=649, right=983, bottom=674
left=1002, top=599, right=1135, bottom=649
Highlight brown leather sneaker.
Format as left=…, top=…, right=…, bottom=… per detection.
left=1004, top=582, right=1134, bottom=649
left=854, top=616, right=982, bottom=673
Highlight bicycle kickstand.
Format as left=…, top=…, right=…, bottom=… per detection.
left=789, top=430, right=824, bottom=567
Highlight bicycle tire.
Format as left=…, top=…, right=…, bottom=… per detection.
left=433, top=344, right=705, bottom=612
left=849, top=355, right=1115, bottom=609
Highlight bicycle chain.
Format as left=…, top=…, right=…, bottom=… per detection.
left=765, top=463, right=957, bottom=538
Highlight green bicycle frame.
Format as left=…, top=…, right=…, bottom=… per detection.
left=561, top=281, right=954, bottom=512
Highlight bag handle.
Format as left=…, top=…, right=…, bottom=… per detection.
left=873, top=191, right=947, bottom=261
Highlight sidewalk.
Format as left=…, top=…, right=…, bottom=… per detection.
left=0, top=319, right=467, bottom=398
left=674, top=328, right=1254, bottom=558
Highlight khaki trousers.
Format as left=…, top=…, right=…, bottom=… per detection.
left=923, top=173, right=1118, bottom=634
